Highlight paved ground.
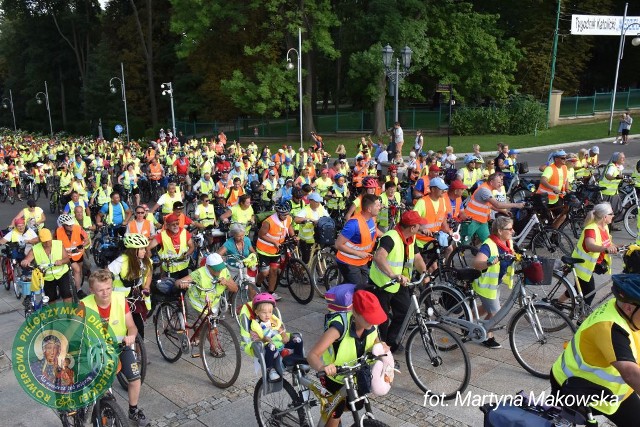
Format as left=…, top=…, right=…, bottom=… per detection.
left=0, top=135, right=638, bottom=426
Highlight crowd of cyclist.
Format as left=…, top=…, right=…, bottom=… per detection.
left=1, top=126, right=640, bottom=426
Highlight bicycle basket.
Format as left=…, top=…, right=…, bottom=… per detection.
left=525, top=257, right=555, bottom=286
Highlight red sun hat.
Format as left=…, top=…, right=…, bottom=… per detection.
left=448, top=180, right=468, bottom=190
left=352, top=290, right=387, bottom=325
left=429, top=164, right=441, bottom=172
left=165, top=213, right=180, bottom=224
left=400, top=210, right=429, bottom=226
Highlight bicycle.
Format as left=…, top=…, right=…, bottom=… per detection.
left=253, top=352, right=391, bottom=427
left=268, top=236, right=314, bottom=304
left=92, top=224, right=124, bottom=268
left=49, top=178, right=61, bottom=213
left=153, top=278, right=241, bottom=388
left=20, top=171, right=37, bottom=200
left=421, top=253, right=576, bottom=378
left=224, top=253, right=260, bottom=327
left=1, top=242, right=25, bottom=299
left=307, top=241, right=337, bottom=297
left=375, top=272, right=471, bottom=399
left=114, top=281, right=148, bottom=391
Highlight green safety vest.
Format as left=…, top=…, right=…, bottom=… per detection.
left=262, top=180, right=277, bottom=201
left=326, top=185, right=347, bottom=210
left=552, top=299, right=638, bottom=415
left=298, top=205, right=328, bottom=243
left=107, top=203, right=126, bottom=225
left=280, top=164, right=294, bottom=178
left=82, top=293, right=129, bottom=341
left=571, top=223, right=611, bottom=282
left=378, top=192, right=401, bottom=228
left=599, top=165, right=620, bottom=196
left=370, top=229, right=415, bottom=294
left=471, top=238, right=514, bottom=299
left=161, top=192, right=182, bottom=214
left=290, top=200, right=305, bottom=232
left=32, top=241, right=69, bottom=281
left=197, top=179, right=215, bottom=196
left=158, top=230, right=189, bottom=273
left=196, top=204, right=216, bottom=227
left=186, top=266, right=229, bottom=313
left=122, top=171, right=137, bottom=190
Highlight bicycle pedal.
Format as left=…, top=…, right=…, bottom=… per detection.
left=190, top=351, right=201, bottom=358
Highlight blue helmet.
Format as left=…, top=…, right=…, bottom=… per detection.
left=612, top=274, right=640, bottom=306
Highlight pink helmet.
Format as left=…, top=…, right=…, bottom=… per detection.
left=252, top=292, right=276, bottom=307
left=362, top=176, right=379, bottom=188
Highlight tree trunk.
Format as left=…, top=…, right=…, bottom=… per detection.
left=373, top=74, right=387, bottom=136
left=130, top=0, right=158, bottom=129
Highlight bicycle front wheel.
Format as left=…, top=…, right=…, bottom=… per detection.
left=285, top=258, right=314, bottom=304
left=529, top=229, right=573, bottom=259
left=200, top=318, right=241, bottom=388
left=509, top=303, right=576, bottom=379
left=2, top=258, right=10, bottom=290
left=91, top=396, right=129, bottom=427
left=323, top=263, right=343, bottom=292
left=253, top=376, right=306, bottom=427
left=232, top=281, right=260, bottom=327
left=405, top=321, right=470, bottom=400
left=309, top=248, right=336, bottom=296
left=623, top=205, right=638, bottom=238
left=154, top=303, right=183, bottom=362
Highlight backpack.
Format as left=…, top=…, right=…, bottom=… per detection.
left=314, top=216, right=336, bottom=246
left=623, top=245, right=640, bottom=274
left=443, top=167, right=458, bottom=185
left=324, top=283, right=357, bottom=341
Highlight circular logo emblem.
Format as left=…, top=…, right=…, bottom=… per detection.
left=12, top=302, right=119, bottom=410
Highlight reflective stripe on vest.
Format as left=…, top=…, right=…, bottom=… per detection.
left=472, top=238, right=514, bottom=299
left=416, top=196, right=446, bottom=245
left=537, top=164, right=566, bottom=203
left=336, top=214, right=375, bottom=266
left=82, top=294, right=128, bottom=341
left=370, top=229, right=415, bottom=293
left=466, top=183, right=492, bottom=224
left=552, top=299, right=636, bottom=415
left=256, top=214, right=291, bottom=255
left=107, top=203, right=126, bottom=225
left=196, top=204, right=217, bottom=226
left=32, top=241, right=69, bottom=280
left=600, top=165, right=620, bottom=196
left=571, top=223, right=612, bottom=282
left=158, top=230, right=189, bottom=272
left=127, top=220, right=152, bottom=238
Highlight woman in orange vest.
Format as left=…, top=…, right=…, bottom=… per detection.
left=56, top=213, right=89, bottom=298
left=127, top=205, right=156, bottom=238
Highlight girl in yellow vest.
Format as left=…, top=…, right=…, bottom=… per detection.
left=471, top=216, right=516, bottom=349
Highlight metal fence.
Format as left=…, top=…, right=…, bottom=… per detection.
left=170, top=105, right=451, bottom=139
left=559, top=88, right=640, bottom=118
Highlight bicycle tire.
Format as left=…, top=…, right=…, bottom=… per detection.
left=13, top=264, right=22, bottom=299
left=91, top=396, right=128, bottom=427
left=253, top=376, right=306, bottom=427
left=351, top=420, right=390, bottom=427
left=405, top=321, right=470, bottom=400
left=309, top=248, right=336, bottom=296
left=8, top=188, right=15, bottom=204
left=623, top=204, right=638, bottom=238
left=446, top=245, right=479, bottom=270
left=49, top=193, right=57, bottom=213
left=0, top=188, right=6, bottom=203
left=231, top=281, right=260, bottom=327
left=508, top=303, right=576, bottom=379
left=200, top=318, right=241, bottom=388
left=529, top=229, right=573, bottom=259
left=419, top=285, right=472, bottom=334
left=116, top=334, right=147, bottom=391
left=534, top=271, right=577, bottom=321
left=323, top=263, right=343, bottom=292
left=154, top=303, right=184, bottom=362
left=2, top=258, right=10, bottom=291
left=285, top=258, right=314, bottom=304
left=31, top=184, right=39, bottom=201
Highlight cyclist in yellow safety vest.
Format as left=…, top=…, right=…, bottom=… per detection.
left=13, top=198, right=46, bottom=230
left=220, top=194, right=255, bottom=234
left=600, top=152, right=626, bottom=227
left=81, top=269, right=149, bottom=426
left=294, top=192, right=329, bottom=263
left=551, top=273, right=640, bottom=425
left=193, top=194, right=217, bottom=228
left=147, top=213, right=195, bottom=280
left=96, top=191, right=132, bottom=227
left=377, top=181, right=402, bottom=233
left=151, top=182, right=183, bottom=216
left=471, top=216, right=516, bottom=349
left=314, top=169, right=333, bottom=197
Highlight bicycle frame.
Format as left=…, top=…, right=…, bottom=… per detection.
left=512, top=212, right=542, bottom=248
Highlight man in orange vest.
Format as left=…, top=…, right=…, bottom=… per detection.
left=464, top=173, right=524, bottom=244
left=148, top=213, right=195, bottom=280
left=445, top=179, right=468, bottom=221
left=335, top=193, right=380, bottom=286
left=255, top=201, right=297, bottom=301
left=56, top=213, right=89, bottom=298
left=537, top=150, right=568, bottom=206
left=412, top=164, right=441, bottom=201
left=414, top=178, right=454, bottom=259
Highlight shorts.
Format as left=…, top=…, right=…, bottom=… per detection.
left=258, top=253, right=280, bottom=272
left=622, top=129, right=629, bottom=136
left=43, top=275, right=73, bottom=301
left=124, top=187, right=140, bottom=196
left=119, top=345, right=141, bottom=382
left=464, top=220, right=490, bottom=244
left=478, top=288, right=501, bottom=314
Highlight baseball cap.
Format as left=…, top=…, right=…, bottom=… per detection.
left=508, top=149, right=519, bottom=155
left=429, top=164, right=441, bottom=172
left=449, top=180, right=468, bottom=190
left=308, top=193, right=323, bottom=203
left=234, top=161, right=241, bottom=167
left=552, top=150, right=567, bottom=158
left=352, top=290, right=387, bottom=325
left=38, top=228, right=52, bottom=242
left=205, top=253, right=226, bottom=272
left=165, top=213, right=180, bottom=224
left=173, top=201, right=185, bottom=210
left=429, top=177, right=449, bottom=190
left=400, top=210, right=429, bottom=226
left=590, top=146, right=600, bottom=154
left=15, top=218, right=25, bottom=226
left=269, top=170, right=276, bottom=176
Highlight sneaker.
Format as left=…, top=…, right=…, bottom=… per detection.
left=129, top=408, right=149, bottom=427
left=613, top=140, right=619, bottom=144
left=268, top=368, right=281, bottom=382
left=482, top=337, right=502, bottom=349
left=270, top=292, right=282, bottom=301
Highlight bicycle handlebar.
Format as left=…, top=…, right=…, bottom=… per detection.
left=380, top=272, right=427, bottom=290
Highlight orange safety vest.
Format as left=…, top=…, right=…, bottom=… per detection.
left=256, top=214, right=292, bottom=255
left=149, top=163, right=163, bottom=180
left=227, top=187, right=245, bottom=207
left=336, top=214, right=375, bottom=266
left=444, top=195, right=462, bottom=220
left=274, top=153, right=286, bottom=165
left=215, top=180, right=231, bottom=197
left=536, top=164, right=567, bottom=204
left=163, top=213, right=187, bottom=229
left=416, top=196, right=446, bottom=243
left=466, top=182, right=493, bottom=224
left=56, top=225, right=85, bottom=261
left=145, top=148, right=156, bottom=163
left=128, top=220, right=152, bottom=238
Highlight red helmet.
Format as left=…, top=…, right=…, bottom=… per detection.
left=388, top=165, right=397, bottom=172
left=362, top=176, right=379, bottom=189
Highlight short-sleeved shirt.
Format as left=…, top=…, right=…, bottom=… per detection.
left=542, top=165, right=566, bottom=187
left=337, top=217, right=376, bottom=265
left=222, top=236, right=252, bottom=268
left=173, top=158, right=189, bottom=175
left=394, top=127, right=404, bottom=143
left=64, top=200, right=88, bottom=214
left=100, top=202, right=130, bottom=225
left=3, top=228, right=38, bottom=253
left=584, top=228, right=608, bottom=264
left=474, top=186, right=493, bottom=204
left=478, top=241, right=514, bottom=282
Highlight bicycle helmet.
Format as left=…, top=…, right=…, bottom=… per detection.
left=464, top=155, right=478, bottom=165
left=334, top=173, right=344, bottom=181
left=274, top=201, right=292, bottom=214
left=388, top=165, right=397, bottom=172
left=362, top=176, right=379, bottom=189
left=220, top=154, right=226, bottom=160
left=57, top=214, right=74, bottom=226
left=253, top=292, right=276, bottom=307
left=123, top=233, right=149, bottom=249
left=612, top=274, right=640, bottom=306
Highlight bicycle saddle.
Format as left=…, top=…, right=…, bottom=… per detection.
left=454, top=268, right=482, bottom=282
left=561, top=255, right=584, bottom=265
left=282, top=354, right=308, bottom=368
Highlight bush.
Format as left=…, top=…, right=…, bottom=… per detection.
left=451, top=95, right=545, bottom=136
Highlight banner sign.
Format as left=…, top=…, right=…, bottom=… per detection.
left=571, top=15, right=640, bottom=36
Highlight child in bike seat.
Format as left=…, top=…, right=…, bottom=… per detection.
left=239, top=292, right=303, bottom=382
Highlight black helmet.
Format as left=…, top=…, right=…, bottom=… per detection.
left=274, top=201, right=292, bottom=214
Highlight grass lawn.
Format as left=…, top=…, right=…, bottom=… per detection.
left=259, top=119, right=614, bottom=157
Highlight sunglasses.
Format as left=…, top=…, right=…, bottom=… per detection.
left=135, top=211, right=145, bottom=214
left=502, top=227, right=514, bottom=231
left=557, top=157, right=567, bottom=160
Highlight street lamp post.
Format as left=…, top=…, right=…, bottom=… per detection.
left=608, top=4, right=640, bottom=136
left=35, top=81, right=53, bottom=137
left=109, top=62, right=130, bottom=143
left=161, top=82, right=176, bottom=138
left=286, top=27, right=303, bottom=150
left=382, top=44, right=412, bottom=124
left=1, top=89, right=16, bottom=131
